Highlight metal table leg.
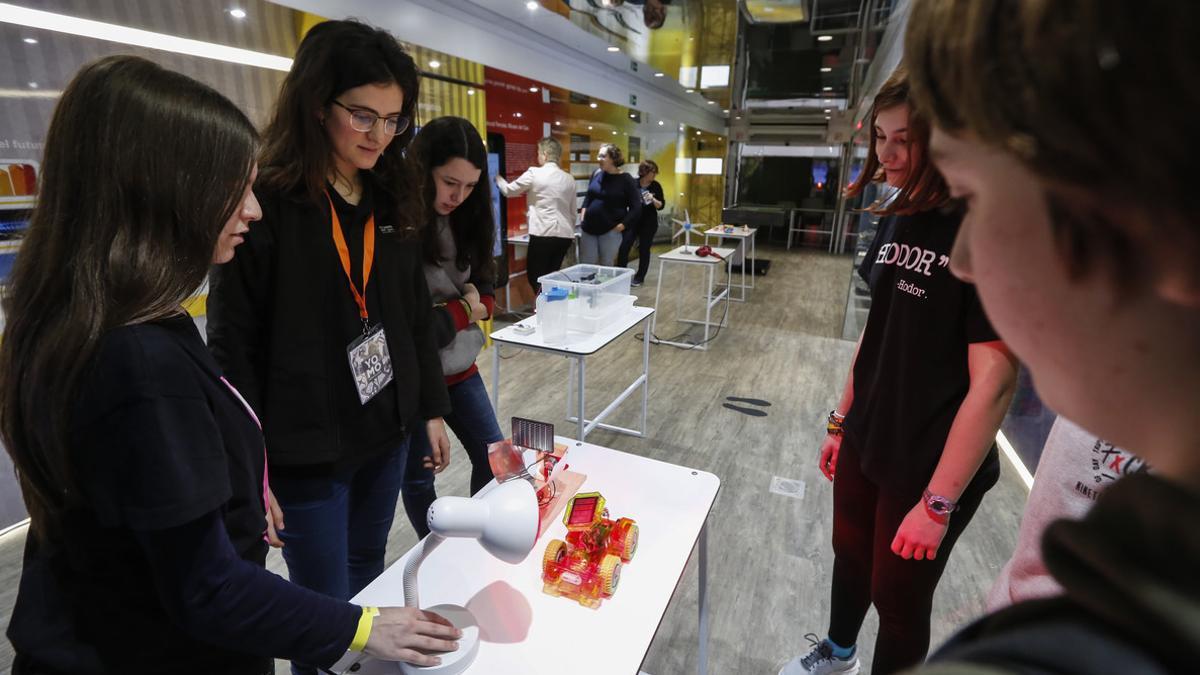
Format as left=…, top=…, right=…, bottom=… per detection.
left=576, top=355, right=586, bottom=441
left=697, top=522, right=709, bottom=675
left=490, top=341, right=501, bottom=412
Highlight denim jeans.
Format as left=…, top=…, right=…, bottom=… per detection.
left=402, top=372, right=504, bottom=537
left=270, top=441, right=408, bottom=675
left=617, top=222, right=658, bottom=282
left=578, top=228, right=623, bottom=266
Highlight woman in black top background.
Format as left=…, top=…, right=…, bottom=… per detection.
left=616, top=159, right=665, bottom=286
left=206, top=20, right=455, bottom=675
left=779, top=69, right=1018, bottom=675
left=2, top=55, right=458, bottom=675
left=579, top=143, right=641, bottom=266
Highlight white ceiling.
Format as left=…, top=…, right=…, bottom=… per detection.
left=269, top=0, right=728, bottom=134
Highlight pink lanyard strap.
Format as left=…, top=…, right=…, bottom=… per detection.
left=220, top=376, right=270, bottom=538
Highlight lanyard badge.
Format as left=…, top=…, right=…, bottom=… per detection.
left=328, top=193, right=393, bottom=404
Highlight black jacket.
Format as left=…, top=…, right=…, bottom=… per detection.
left=207, top=179, right=450, bottom=467
left=581, top=169, right=642, bottom=236
left=921, top=473, right=1200, bottom=674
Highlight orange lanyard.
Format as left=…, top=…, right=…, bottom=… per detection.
left=326, top=192, right=375, bottom=330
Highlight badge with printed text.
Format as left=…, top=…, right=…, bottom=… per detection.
left=347, top=324, right=393, bottom=404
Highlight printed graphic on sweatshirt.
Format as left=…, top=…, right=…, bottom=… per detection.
left=1075, top=439, right=1147, bottom=501
left=876, top=241, right=952, bottom=300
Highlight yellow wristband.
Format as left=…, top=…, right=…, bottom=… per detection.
left=349, top=606, right=380, bottom=652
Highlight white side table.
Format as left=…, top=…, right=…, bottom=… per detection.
left=490, top=306, right=654, bottom=441
left=703, top=225, right=757, bottom=302
left=650, top=245, right=735, bottom=351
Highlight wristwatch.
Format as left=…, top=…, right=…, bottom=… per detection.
left=922, top=490, right=958, bottom=524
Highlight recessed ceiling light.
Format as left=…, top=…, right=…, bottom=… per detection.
left=229, top=8, right=247, bottom=19
left=428, top=60, right=441, bottom=69
left=686, top=89, right=695, bottom=93
left=606, top=46, right=619, bottom=52
left=658, top=120, right=664, bottom=126
left=695, top=131, right=701, bottom=135
left=28, top=81, right=38, bottom=89
left=555, top=121, right=562, bottom=126
left=824, top=109, right=831, bottom=113
left=707, top=100, right=715, bottom=105
left=526, top=1, right=539, bottom=9
left=612, top=131, right=617, bottom=135
left=817, top=35, right=833, bottom=42
left=22, top=37, right=37, bottom=44
left=654, top=72, right=664, bottom=77
left=529, top=86, right=538, bottom=92
left=723, top=109, right=729, bottom=113
left=587, top=125, right=593, bottom=130
left=515, top=112, right=523, bottom=118
left=825, top=116, right=831, bottom=120
left=823, top=86, right=833, bottom=91
left=589, top=102, right=598, bottom=108
left=820, top=67, right=832, bottom=73
left=467, top=89, right=476, bottom=96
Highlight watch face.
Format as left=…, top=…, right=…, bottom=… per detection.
left=927, top=498, right=952, bottom=514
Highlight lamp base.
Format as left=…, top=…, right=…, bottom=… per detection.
left=399, top=604, right=480, bottom=675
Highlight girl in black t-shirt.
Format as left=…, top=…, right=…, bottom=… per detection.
left=1, top=56, right=459, bottom=675
left=779, top=69, right=1018, bottom=675
left=616, top=159, right=666, bottom=286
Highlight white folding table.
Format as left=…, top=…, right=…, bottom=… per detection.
left=490, top=306, right=654, bottom=441
left=499, top=232, right=583, bottom=314
left=649, top=245, right=735, bottom=351
left=338, top=439, right=721, bottom=675
left=702, top=226, right=757, bottom=302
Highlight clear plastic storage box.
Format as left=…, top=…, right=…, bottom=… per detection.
left=537, top=264, right=636, bottom=333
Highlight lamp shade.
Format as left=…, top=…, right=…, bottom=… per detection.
left=426, top=479, right=539, bottom=563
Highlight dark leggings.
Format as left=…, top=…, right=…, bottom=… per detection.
left=526, top=235, right=573, bottom=294
left=827, top=437, right=997, bottom=674
left=616, top=222, right=658, bottom=282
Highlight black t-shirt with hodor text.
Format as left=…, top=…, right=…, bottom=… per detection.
left=845, top=207, right=1001, bottom=494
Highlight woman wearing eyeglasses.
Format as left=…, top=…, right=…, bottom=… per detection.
left=207, top=20, right=452, bottom=675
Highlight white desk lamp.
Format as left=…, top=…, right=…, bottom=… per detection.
left=398, top=479, right=540, bottom=675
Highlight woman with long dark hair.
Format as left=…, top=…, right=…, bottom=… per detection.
left=779, top=68, right=1018, bottom=675
left=206, top=20, right=454, bottom=675
left=3, top=55, right=459, bottom=675
left=400, top=116, right=504, bottom=537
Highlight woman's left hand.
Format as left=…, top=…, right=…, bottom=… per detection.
left=265, top=487, right=285, bottom=548
left=425, top=418, right=451, bottom=474
left=890, top=501, right=948, bottom=560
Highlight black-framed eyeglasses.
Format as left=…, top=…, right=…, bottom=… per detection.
left=331, top=100, right=410, bottom=136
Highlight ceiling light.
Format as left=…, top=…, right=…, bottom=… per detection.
left=695, top=131, right=701, bottom=135
left=529, top=86, right=538, bottom=92
left=229, top=8, right=246, bottom=19
left=589, top=102, right=598, bottom=108
left=823, top=86, right=833, bottom=91
left=555, top=121, right=562, bottom=126
left=658, top=120, right=664, bottom=126
left=0, top=3, right=292, bottom=71
left=526, top=1, right=539, bottom=9
left=722, top=109, right=729, bottom=113
left=817, top=35, right=833, bottom=42
left=515, top=112, right=522, bottom=118
left=428, top=59, right=441, bottom=69
left=467, top=89, right=475, bottom=95
left=22, top=37, right=37, bottom=44
left=824, top=109, right=831, bottom=113
left=654, top=72, right=664, bottom=77
left=28, top=81, right=37, bottom=88
left=612, top=131, right=617, bottom=135
left=606, top=46, right=619, bottom=52
left=630, top=113, right=635, bottom=118
left=820, top=66, right=832, bottom=73
left=587, top=125, right=593, bottom=130
left=707, top=100, right=715, bottom=105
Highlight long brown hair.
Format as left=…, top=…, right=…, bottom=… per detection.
left=0, top=56, right=257, bottom=536
left=844, top=67, right=949, bottom=216
left=409, top=117, right=496, bottom=279
left=257, top=19, right=424, bottom=237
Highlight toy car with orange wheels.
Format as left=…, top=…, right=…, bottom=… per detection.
left=541, top=492, right=638, bottom=608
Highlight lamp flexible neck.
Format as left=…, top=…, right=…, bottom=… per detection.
left=403, top=533, right=445, bottom=608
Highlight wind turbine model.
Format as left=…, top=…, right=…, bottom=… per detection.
left=671, top=209, right=696, bottom=252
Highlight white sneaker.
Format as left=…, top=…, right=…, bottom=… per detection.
left=778, top=634, right=860, bottom=675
